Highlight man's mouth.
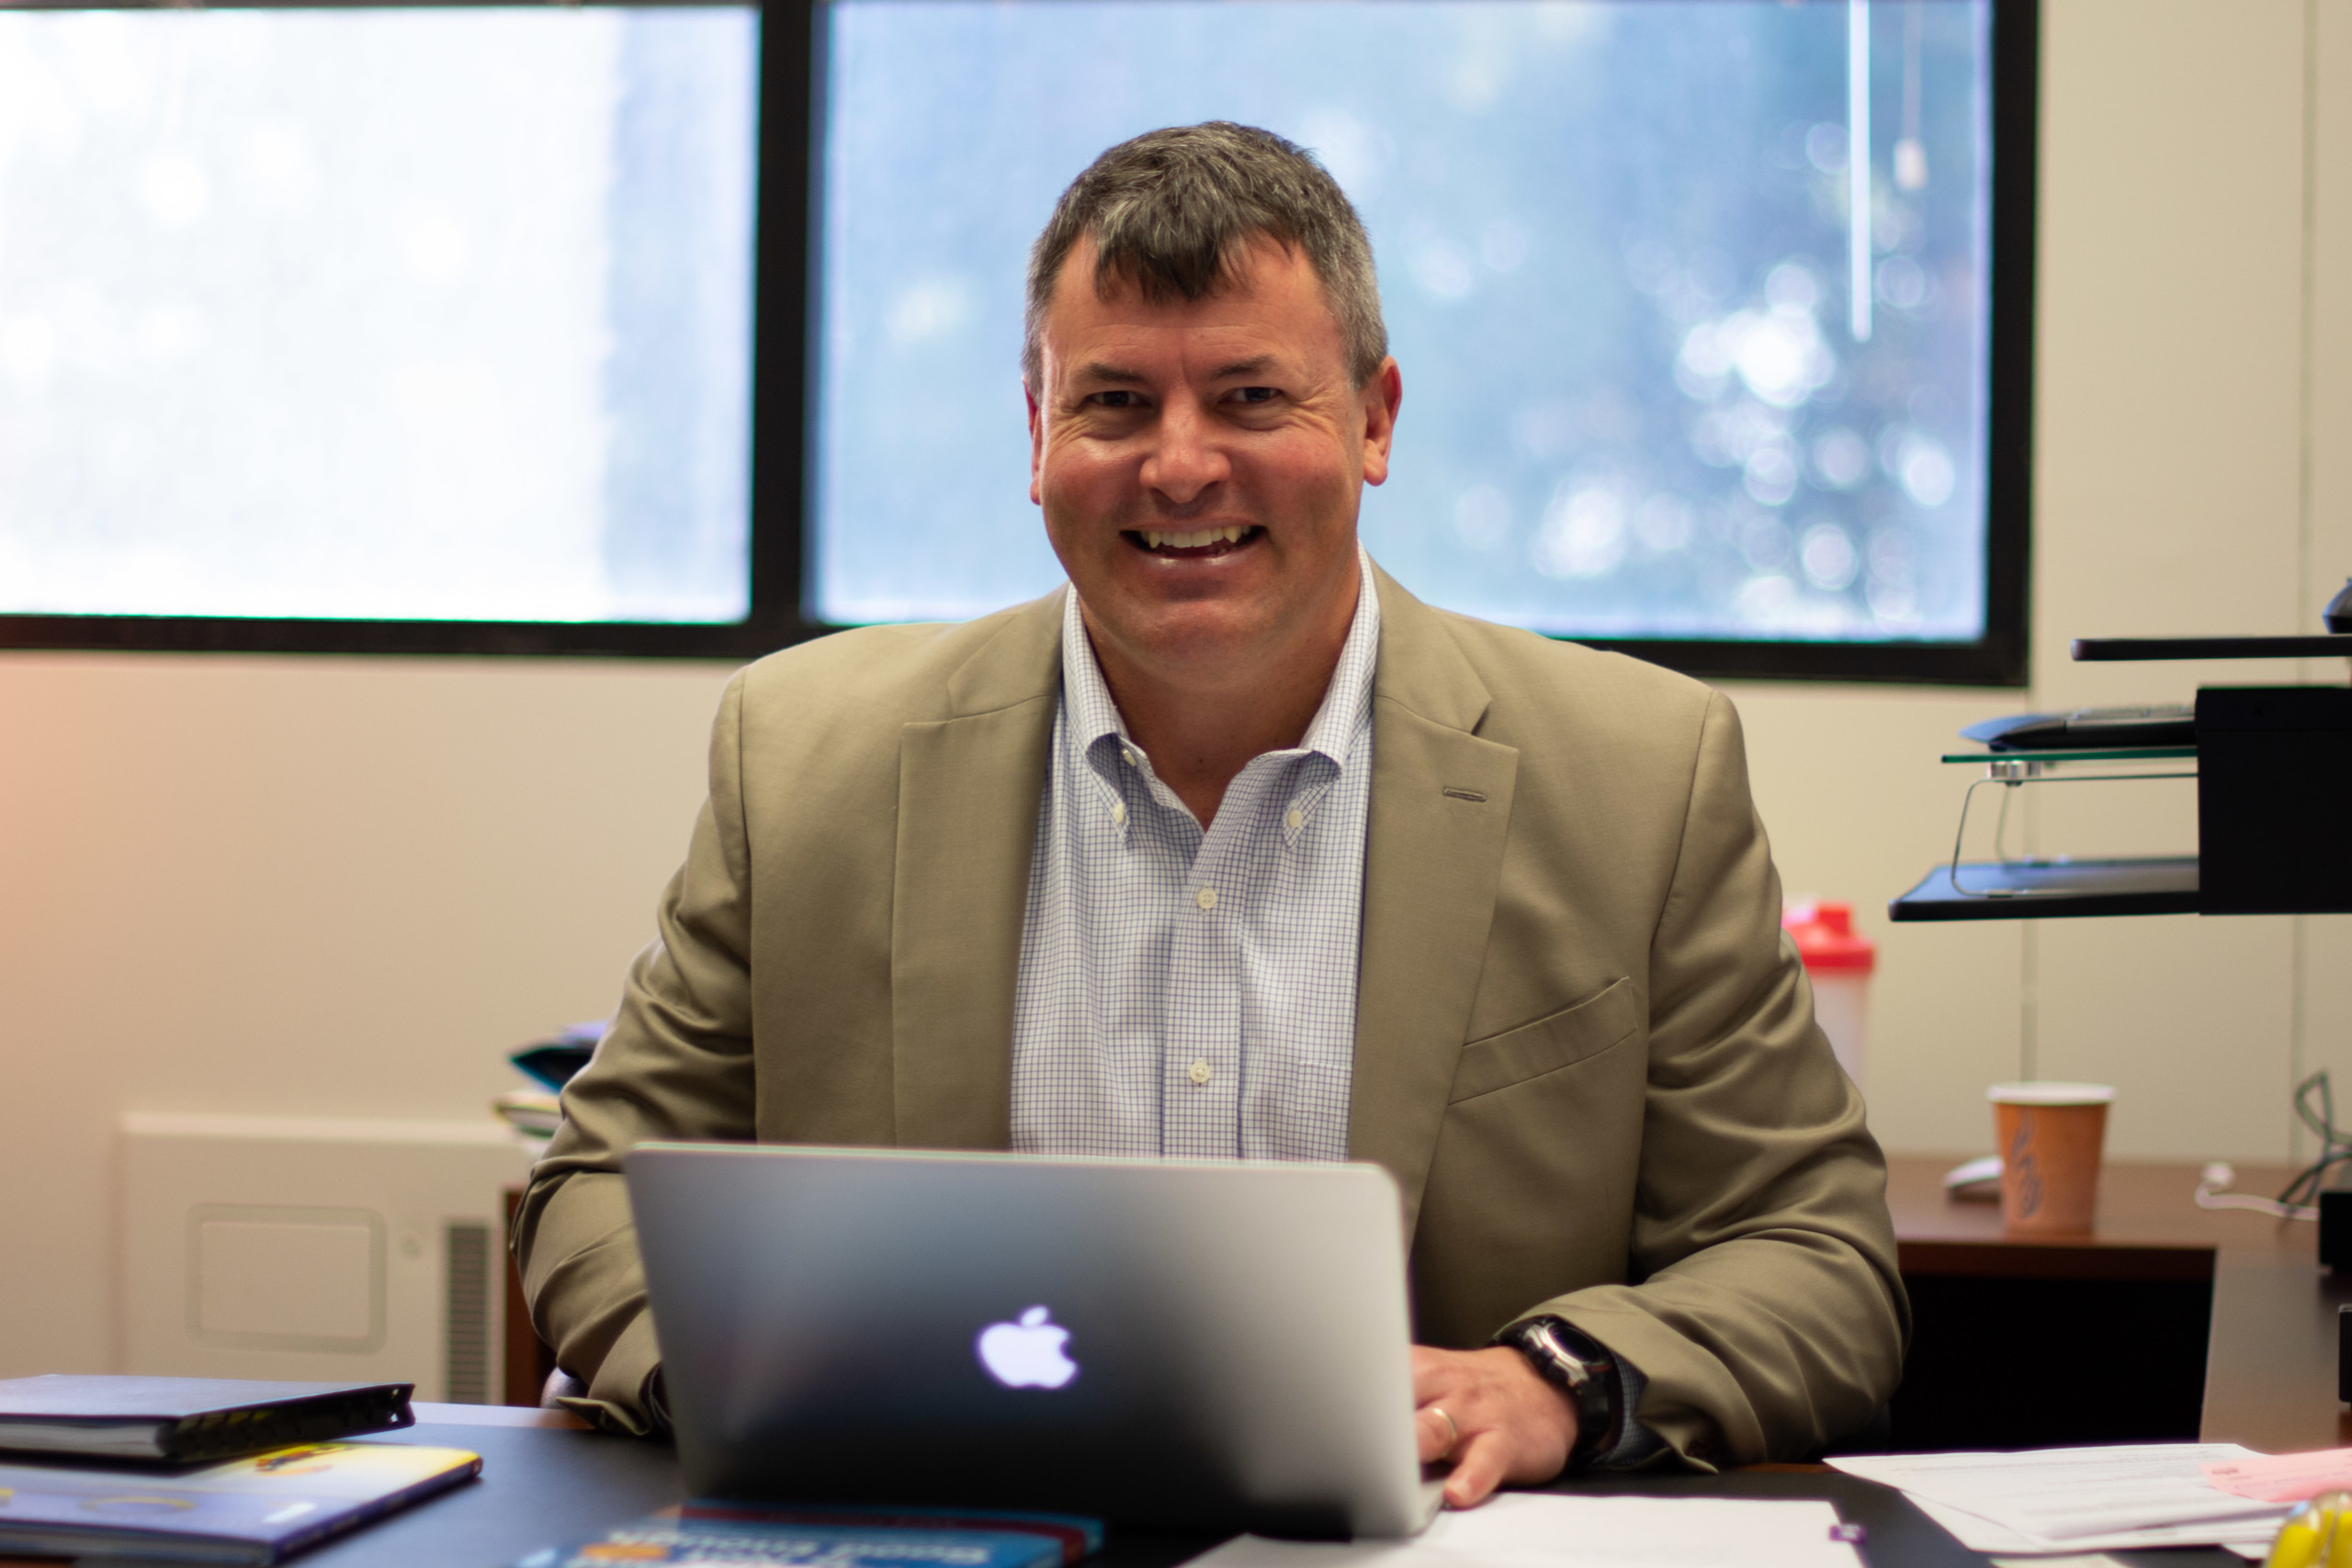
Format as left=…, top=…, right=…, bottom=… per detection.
left=1125, top=525, right=1262, bottom=557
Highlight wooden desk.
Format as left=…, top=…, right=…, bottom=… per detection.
left=1886, top=1156, right=2344, bottom=1452
left=20, top=1207, right=2325, bottom=1568
left=0, top=1416, right=2256, bottom=1568
left=2202, top=1254, right=2352, bottom=1450
left=161, top=1421, right=2063, bottom=1567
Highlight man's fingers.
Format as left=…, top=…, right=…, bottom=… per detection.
left=1441, top=1433, right=1508, bottom=1510
left=1415, top=1405, right=1458, bottom=1465
left=1411, top=1344, right=1578, bottom=1508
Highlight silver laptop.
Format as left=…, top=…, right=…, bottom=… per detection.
left=626, top=1144, right=1441, bottom=1538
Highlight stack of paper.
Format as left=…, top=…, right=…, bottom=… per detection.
left=1830, top=1443, right=2290, bottom=1555
left=1186, top=1493, right=1865, bottom=1568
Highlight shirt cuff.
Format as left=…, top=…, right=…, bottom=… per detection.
left=1592, top=1350, right=1668, bottom=1470
left=643, top=1365, right=673, bottom=1433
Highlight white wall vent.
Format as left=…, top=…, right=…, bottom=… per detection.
left=121, top=1114, right=537, bottom=1403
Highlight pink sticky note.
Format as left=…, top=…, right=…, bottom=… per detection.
left=2204, top=1450, right=2352, bottom=1504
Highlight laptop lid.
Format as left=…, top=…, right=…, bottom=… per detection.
left=625, top=1145, right=1432, bottom=1538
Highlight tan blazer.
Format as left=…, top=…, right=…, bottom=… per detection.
left=517, top=566, right=1906, bottom=1468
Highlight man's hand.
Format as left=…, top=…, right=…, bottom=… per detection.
left=1411, top=1344, right=1577, bottom=1509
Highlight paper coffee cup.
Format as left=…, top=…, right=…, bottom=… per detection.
left=1986, top=1082, right=2115, bottom=1234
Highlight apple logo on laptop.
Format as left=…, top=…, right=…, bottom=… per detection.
left=976, top=1305, right=1080, bottom=1389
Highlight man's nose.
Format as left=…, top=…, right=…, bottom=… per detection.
left=1139, top=399, right=1228, bottom=505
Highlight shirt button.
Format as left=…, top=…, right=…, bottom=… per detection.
left=1111, top=801, right=1126, bottom=826
left=1195, top=887, right=1217, bottom=911
left=1188, top=1060, right=1212, bottom=1087
left=1285, top=807, right=1305, bottom=831
left=1122, top=749, right=1137, bottom=767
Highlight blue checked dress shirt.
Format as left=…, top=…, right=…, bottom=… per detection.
left=1004, top=556, right=1660, bottom=1467
left=1008, top=556, right=1379, bottom=1160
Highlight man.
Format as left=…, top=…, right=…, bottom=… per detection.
left=519, top=122, right=1905, bottom=1507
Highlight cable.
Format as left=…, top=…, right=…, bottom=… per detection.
left=2196, top=1161, right=2318, bottom=1221
left=2202, top=1070, right=2352, bottom=1220
left=2278, top=1069, right=2352, bottom=1211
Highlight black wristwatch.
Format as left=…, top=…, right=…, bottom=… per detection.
left=1498, top=1316, right=1623, bottom=1470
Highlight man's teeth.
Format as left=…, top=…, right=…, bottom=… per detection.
left=1142, top=525, right=1250, bottom=550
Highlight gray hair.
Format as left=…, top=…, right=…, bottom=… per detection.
left=1021, top=122, right=1387, bottom=391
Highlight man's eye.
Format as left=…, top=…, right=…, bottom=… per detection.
left=1232, top=386, right=1280, bottom=404
left=1087, top=390, right=1142, bottom=409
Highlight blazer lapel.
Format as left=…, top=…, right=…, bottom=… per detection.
left=1351, top=569, right=1520, bottom=1236
left=890, top=592, right=1064, bottom=1149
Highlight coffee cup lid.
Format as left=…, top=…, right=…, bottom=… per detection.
left=1986, top=1081, right=2116, bottom=1105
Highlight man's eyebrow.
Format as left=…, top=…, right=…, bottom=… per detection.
left=1066, top=355, right=1282, bottom=386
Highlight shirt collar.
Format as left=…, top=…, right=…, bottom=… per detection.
left=1060, top=547, right=1381, bottom=771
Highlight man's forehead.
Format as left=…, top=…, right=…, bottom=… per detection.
left=1042, top=239, right=1344, bottom=371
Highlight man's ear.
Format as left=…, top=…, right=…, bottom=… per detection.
left=1027, top=380, right=1045, bottom=505
left=1361, top=357, right=1403, bottom=488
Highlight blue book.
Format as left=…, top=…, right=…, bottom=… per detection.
left=514, top=1502, right=1104, bottom=1567
left=0, top=1440, right=481, bottom=1562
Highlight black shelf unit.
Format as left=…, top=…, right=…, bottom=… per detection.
left=1890, top=639, right=2351, bottom=922
left=1890, top=858, right=2199, bottom=921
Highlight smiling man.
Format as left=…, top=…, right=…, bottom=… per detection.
left=1025, top=222, right=1390, bottom=831
left=519, top=123, right=1906, bottom=1506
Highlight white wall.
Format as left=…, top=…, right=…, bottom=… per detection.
left=0, top=657, right=729, bottom=1376
left=4, top=0, right=2349, bottom=1378
left=1748, top=0, right=2352, bottom=1165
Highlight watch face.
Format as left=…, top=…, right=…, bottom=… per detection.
left=1524, top=1323, right=1596, bottom=1385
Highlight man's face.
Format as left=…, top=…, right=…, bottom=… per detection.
left=1027, top=237, right=1400, bottom=684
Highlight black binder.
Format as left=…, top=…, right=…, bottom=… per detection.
left=0, top=1374, right=414, bottom=1461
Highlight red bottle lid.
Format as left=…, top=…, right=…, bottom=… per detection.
left=1782, top=899, right=1876, bottom=974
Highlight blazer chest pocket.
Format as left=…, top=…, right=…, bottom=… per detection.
left=1447, top=977, right=1643, bottom=1103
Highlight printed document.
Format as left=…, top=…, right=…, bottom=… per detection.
left=1830, top=1443, right=2289, bottom=1554
left=1185, top=1494, right=1863, bottom=1568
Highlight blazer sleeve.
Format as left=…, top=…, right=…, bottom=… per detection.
left=1518, top=691, right=1909, bottom=1468
left=511, top=670, right=760, bottom=1434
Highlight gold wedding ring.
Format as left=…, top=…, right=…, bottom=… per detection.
left=1428, top=1404, right=1459, bottom=1461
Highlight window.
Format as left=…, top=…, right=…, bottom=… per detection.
left=2, top=0, right=2030, bottom=681
left=811, top=0, right=2033, bottom=682
left=0, top=3, right=776, bottom=656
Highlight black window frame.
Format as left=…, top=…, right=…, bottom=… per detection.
left=0, top=0, right=2032, bottom=685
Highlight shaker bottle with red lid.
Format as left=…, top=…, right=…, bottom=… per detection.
left=1782, top=899, right=1875, bottom=1091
